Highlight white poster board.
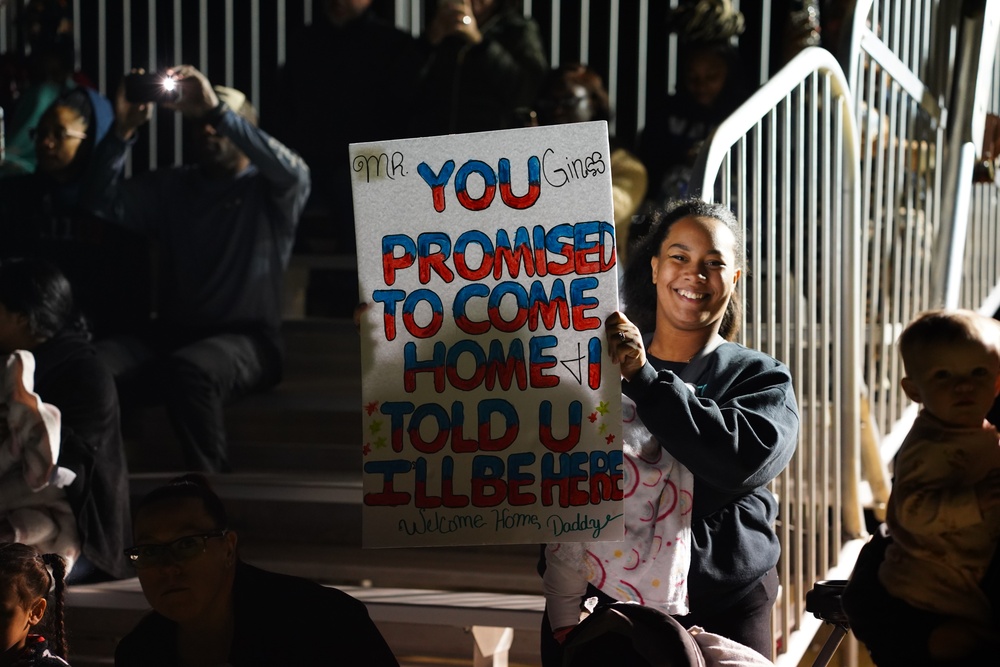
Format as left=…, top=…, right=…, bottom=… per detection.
left=351, top=122, right=624, bottom=548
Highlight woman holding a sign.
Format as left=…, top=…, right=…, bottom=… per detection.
left=541, top=200, right=798, bottom=663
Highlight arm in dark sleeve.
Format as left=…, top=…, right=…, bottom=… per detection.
left=465, top=16, right=548, bottom=109
left=215, top=109, right=311, bottom=237
left=37, top=356, right=119, bottom=483
left=79, top=131, right=160, bottom=234
left=622, top=354, right=798, bottom=494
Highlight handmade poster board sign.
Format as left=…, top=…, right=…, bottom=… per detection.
left=351, top=121, right=624, bottom=548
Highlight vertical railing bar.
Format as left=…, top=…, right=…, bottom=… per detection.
left=780, top=88, right=788, bottom=648
left=174, top=0, right=183, bottom=166
left=0, top=3, right=7, bottom=55
left=757, top=102, right=781, bottom=357
left=580, top=0, right=590, bottom=64
left=781, top=91, right=791, bottom=365
left=752, top=121, right=762, bottom=352
left=792, top=79, right=805, bottom=622
left=277, top=0, right=287, bottom=64
left=820, top=72, right=832, bottom=572
left=608, top=0, right=620, bottom=139
left=148, top=0, right=158, bottom=170
left=73, top=0, right=82, bottom=71
left=251, top=0, right=260, bottom=111
left=834, top=97, right=845, bottom=557
left=550, top=0, right=561, bottom=68
left=831, top=101, right=840, bottom=557
left=872, top=58, right=890, bottom=436
left=860, top=53, right=876, bottom=435
left=412, top=0, right=422, bottom=38
left=123, top=0, right=133, bottom=177
left=759, top=0, right=771, bottom=86
left=225, top=0, right=234, bottom=86
left=636, top=0, right=649, bottom=137
left=303, top=0, right=312, bottom=25
left=199, top=0, right=208, bottom=74
left=806, top=70, right=818, bottom=595
left=884, top=79, right=902, bottom=429
left=667, top=0, right=678, bottom=95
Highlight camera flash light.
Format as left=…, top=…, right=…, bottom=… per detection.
left=162, top=77, right=177, bottom=92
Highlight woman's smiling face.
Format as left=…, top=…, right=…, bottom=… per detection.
left=650, top=215, right=741, bottom=336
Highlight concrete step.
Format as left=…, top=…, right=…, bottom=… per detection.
left=124, top=317, right=364, bottom=473
left=237, top=542, right=542, bottom=594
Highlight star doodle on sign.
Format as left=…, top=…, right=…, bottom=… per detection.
left=596, top=401, right=610, bottom=415
left=365, top=401, right=379, bottom=416
left=605, top=433, right=616, bottom=444
left=598, top=423, right=607, bottom=434
left=369, top=420, right=382, bottom=434
left=374, top=436, right=387, bottom=449
left=588, top=412, right=598, bottom=423
left=363, top=443, right=372, bottom=456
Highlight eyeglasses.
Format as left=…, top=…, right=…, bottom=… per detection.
left=124, top=531, right=228, bottom=569
left=29, top=127, right=88, bottom=142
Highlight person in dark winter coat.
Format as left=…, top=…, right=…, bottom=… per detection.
left=0, top=258, right=131, bottom=584
left=410, top=0, right=548, bottom=137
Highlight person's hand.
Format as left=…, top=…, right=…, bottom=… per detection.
left=427, top=0, right=482, bottom=45
left=976, top=469, right=1000, bottom=514
left=605, top=311, right=646, bottom=381
left=114, top=69, right=154, bottom=140
left=160, top=64, right=220, bottom=118
left=552, top=625, right=574, bottom=644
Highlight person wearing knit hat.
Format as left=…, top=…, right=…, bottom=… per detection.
left=81, top=64, right=311, bottom=473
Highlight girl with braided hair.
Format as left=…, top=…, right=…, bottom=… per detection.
left=0, top=543, right=70, bottom=666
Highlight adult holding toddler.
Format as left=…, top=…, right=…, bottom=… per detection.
left=541, top=200, right=798, bottom=665
left=847, top=310, right=1000, bottom=665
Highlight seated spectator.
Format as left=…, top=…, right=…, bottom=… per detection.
left=0, top=258, right=131, bottom=584
left=273, top=0, right=419, bottom=260
left=638, top=1, right=749, bottom=205
left=638, top=37, right=750, bottom=205
left=0, top=88, right=151, bottom=339
left=532, top=63, right=648, bottom=264
left=0, top=543, right=70, bottom=666
left=114, top=474, right=399, bottom=667
left=81, top=65, right=311, bottom=473
left=410, top=0, right=548, bottom=137
left=0, top=0, right=92, bottom=178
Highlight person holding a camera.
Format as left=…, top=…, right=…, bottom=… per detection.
left=80, top=65, right=310, bottom=473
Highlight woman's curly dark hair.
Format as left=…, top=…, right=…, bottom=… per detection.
left=622, top=199, right=744, bottom=340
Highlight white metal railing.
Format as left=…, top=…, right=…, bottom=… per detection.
left=690, top=46, right=863, bottom=663
left=960, top=8, right=1000, bottom=316
left=691, top=1, right=1000, bottom=663
left=846, top=0, right=948, bottom=452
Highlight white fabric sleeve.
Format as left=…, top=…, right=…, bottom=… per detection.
left=542, top=544, right=590, bottom=630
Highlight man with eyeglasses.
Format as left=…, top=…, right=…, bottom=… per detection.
left=115, top=474, right=399, bottom=666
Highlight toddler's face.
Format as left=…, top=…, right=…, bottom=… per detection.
left=903, top=339, right=1000, bottom=427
